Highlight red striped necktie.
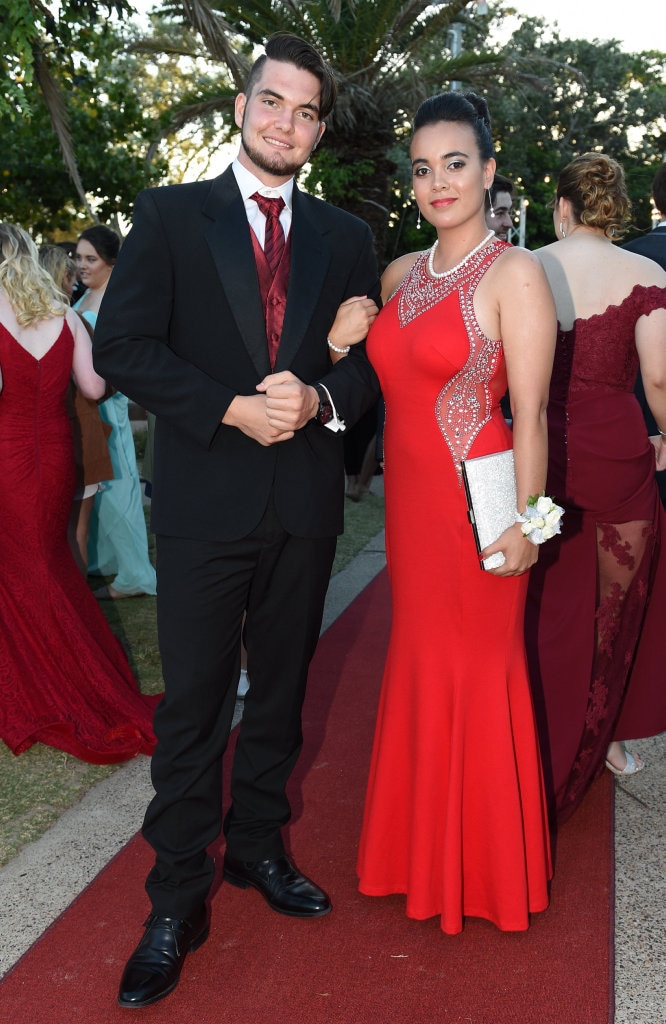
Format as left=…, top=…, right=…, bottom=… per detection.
left=252, top=192, right=286, bottom=275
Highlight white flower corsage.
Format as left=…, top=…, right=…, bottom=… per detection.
left=516, top=493, right=564, bottom=546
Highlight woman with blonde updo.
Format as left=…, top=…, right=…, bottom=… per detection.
left=526, top=153, right=666, bottom=821
left=0, top=222, right=159, bottom=763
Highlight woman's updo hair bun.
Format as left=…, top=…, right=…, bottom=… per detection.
left=413, top=91, right=494, bottom=161
left=556, top=153, right=631, bottom=239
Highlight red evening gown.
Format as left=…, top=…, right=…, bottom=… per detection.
left=0, top=320, right=160, bottom=764
left=357, top=241, right=552, bottom=935
left=526, top=284, right=666, bottom=822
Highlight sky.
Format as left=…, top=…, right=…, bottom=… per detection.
left=499, top=1, right=660, bottom=54
left=126, top=1, right=661, bottom=55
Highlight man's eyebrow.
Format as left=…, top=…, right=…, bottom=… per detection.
left=256, top=87, right=320, bottom=116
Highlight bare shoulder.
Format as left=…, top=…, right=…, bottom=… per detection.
left=486, top=244, right=551, bottom=291
left=381, top=251, right=423, bottom=301
left=65, top=306, right=90, bottom=339
left=64, top=306, right=80, bottom=330
left=496, top=244, right=546, bottom=276
left=620, top=247, right=666, bottom=288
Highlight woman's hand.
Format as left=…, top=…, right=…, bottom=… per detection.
left=649, top=434, right=666, bottom=472
left=327, top=295, right=379, bottom=362
left=480, top=522, right=539, bottom=577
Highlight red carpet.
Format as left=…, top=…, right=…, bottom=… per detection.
left=1, top=570, right=614, bottom=1023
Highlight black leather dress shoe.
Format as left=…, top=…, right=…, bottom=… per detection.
left=118, top=905, right=210, bottom=1008
left=223, top=853, right=331, bottom=918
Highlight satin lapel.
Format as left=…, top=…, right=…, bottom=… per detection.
left=202, top=169, right=271, bottom=378
left=275, top=187, right=332, bottom=371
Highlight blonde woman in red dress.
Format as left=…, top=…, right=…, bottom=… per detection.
left=0, top=222, right=158, bottom=763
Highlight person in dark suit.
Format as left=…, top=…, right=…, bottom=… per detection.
left=484, top=172, right=515, bottom=242
left=624, top=163, right=666, bottom=502
left=93, top=33, right=380, bottom=1009
left=623, top=163, right=666, bottom=271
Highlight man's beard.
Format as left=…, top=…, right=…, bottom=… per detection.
left=240, top=121, right=311, bottom=179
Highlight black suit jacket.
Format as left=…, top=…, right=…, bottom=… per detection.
left=93, top=168, right=380, bottom=541
left=622, top=225, right=666, bottom=272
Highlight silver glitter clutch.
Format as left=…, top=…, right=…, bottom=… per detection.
left=461, top=449, right=517, bottom=571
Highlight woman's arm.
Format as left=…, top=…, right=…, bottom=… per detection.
left=326, top=295, right=379, bottom=364
left=635, top=285, right=666, bottom=470
left=482, top=249, right=557, bottom=575
left=326, top=253, right=421, bottom=364
left=66, top=308, right=106, bottom=400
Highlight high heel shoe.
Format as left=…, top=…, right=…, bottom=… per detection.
left=605, top=749, right=645, bottom=777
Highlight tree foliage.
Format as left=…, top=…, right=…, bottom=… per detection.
left=1, top=0, right=143, bottom=226
left=481, top=17, right=666, bottom=248
left=2, top=1, right=664, bottom=259
left=1, top=16, right=169, bottom=236
left=1, top=0, right=134, bottom=109
left=131, top=0, right=501, bottom=258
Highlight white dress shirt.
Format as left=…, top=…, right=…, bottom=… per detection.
left=231, top=159, right=345, bottom=432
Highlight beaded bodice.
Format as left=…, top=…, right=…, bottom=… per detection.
left=395, top=239, right=507, bottom=475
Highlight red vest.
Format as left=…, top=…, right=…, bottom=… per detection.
left=250, top=229, right=291, bottom=368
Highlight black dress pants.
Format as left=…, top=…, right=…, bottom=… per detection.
left=143, top=496, right=336, bottom=917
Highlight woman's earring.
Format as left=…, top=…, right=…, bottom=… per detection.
left=559, top=221, right=566, bottom=239
left=487, top=188, right=495, bottom=218
left=416, top=209, right=421, bottom=230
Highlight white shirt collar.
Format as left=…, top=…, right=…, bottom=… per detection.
left=232, top=159, right=294, bottom=209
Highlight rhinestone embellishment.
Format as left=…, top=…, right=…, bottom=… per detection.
left=396, top=240, right=507, bottom=479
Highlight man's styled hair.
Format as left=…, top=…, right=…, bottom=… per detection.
left=486, top=173, right=514, bottom=210
left=244, top=33, right=337, bottom=122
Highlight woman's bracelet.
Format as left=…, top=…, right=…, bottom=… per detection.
left=516, top=493, right=565, bottom=546
left=327, top=336, right=351, bottom=355
left=658, top=429, right=666, bottom=440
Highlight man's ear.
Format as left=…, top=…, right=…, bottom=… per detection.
left=234, top=93, right=246, bottom=131
left=313, top=121, right=326, bottom=151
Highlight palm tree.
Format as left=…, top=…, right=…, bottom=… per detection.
left=4, top=0, right=136, bottom=223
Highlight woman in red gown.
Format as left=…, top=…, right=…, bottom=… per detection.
left=355, top=93, right=557, bottom=934
left=0, top=222, right=159, bottom=764
left=525, top=154, right=666, bottom=822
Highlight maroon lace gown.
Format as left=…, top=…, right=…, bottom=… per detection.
left=0, top=320, right=160, bottom=764
left=526, top=284, right=666, bottom=821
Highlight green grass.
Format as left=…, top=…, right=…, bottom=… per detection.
left=0, top=481, right=384, bottom=867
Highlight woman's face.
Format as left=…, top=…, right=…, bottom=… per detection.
left=410, top=121, right=494, bottom=230
left=75, top=238, right=113, bottom=292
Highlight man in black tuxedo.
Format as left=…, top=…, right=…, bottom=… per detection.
left=624, top=163, right=666, bottom=502
left=484, top=172, right=515, bottom=243
left=93, top=33, right=380, bottom=1008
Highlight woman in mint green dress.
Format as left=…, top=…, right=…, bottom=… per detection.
left=74, top=226, right=156, bottom=599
